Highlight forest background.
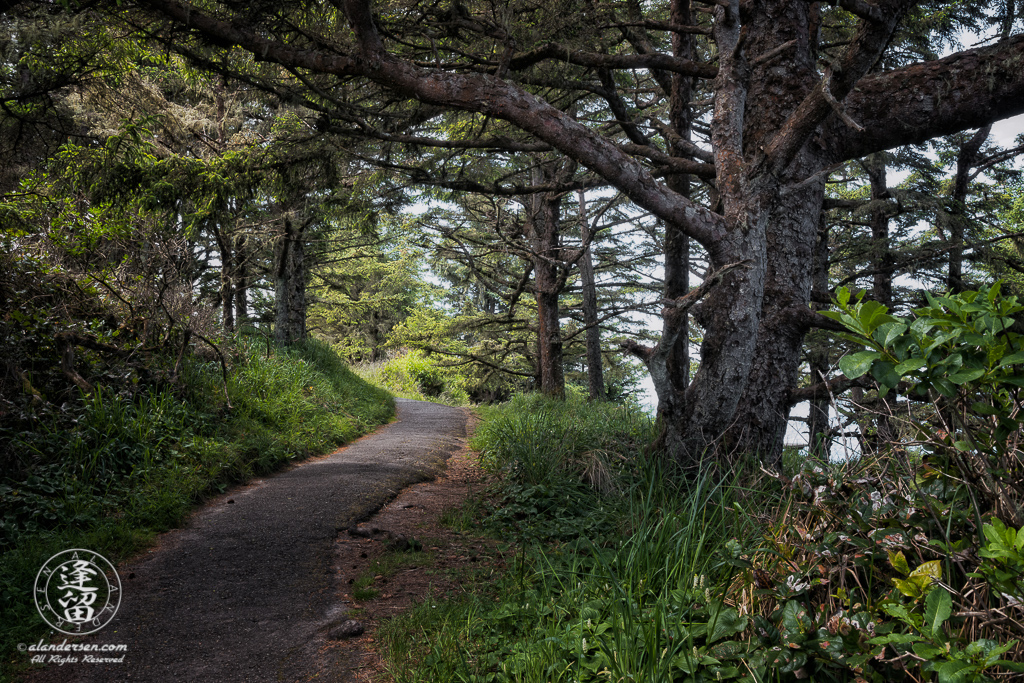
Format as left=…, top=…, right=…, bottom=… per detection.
left=5, top=0, right=1024, bottom=681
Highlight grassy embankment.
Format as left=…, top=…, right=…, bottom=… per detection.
left=377, top=392, right=1024, bottom=683
left=0, top=338, right=393, bottom=679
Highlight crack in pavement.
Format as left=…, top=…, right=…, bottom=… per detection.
left=24, top=399, right=468, bottom=683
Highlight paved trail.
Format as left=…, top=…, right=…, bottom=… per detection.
left=26, top=399, right=468, bottom=682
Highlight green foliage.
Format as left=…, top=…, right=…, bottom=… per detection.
left=824, top=283, right=1024, bottom=402
left=309, top=239, right=427, bottom=363
left=0, top=339, right=393, bottom=676
left=975, top=518, right=1024, bottom=606
left=825, top=283, right=1024, bottom=523
left=379, top=386, right=1024, bottom=683
left=360, top=350, right=472, bottom=406
left=472, top=391, right=652, bottom=493
left=869, top=555, right=1024, bottom=683
left=380, top=459, right=742, bottom=683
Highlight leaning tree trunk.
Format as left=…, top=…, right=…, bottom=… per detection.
left=274, top=217, right=307, bottom=345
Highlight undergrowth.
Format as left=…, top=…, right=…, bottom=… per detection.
left=354, top=350, right=471, bottom=406
left=378, top=390, right=1024, bottom=683
left=0, top=337, right=393, bottom=678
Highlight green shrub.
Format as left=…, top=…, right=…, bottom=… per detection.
left=0, top=338, right=393, bottom=677
left=361, top=350, right=471, bottom=405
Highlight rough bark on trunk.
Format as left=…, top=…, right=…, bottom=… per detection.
left=662, top=0, right=694, bottom=432
left=274, top=217, right=307, bottom=345
left=865, top=154, right=894, bottom=308
left=807, top=213, right=832, bottom=458
left=528, top=171, right=565, bottom=399
left=865, top=153, right=898, bottom=446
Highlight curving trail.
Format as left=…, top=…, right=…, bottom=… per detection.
left=26, top=399, right=468, bottom=682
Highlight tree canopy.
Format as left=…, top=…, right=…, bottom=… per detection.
left=3, top=0, right=1024, bottom=467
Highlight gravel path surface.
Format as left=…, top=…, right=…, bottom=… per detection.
left=25, top=398, right=468, bottom=682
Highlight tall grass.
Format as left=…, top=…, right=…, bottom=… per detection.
left=380, top=393, right=756, bottom=683
left=385, top=390, right=1024, bottom=682
left=354, top=350, right=471, bottom=405
left=0, top=338, right=393, bottom=678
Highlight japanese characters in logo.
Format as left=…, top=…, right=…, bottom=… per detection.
left=34, top=549, right=121, bottom=635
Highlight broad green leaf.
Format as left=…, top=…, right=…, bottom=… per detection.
left=869, top=630, right=920, bottom=645
left=911, top=317, right=938, bottom=337
left=911, top=560, right=942, bottom=581
left=970, top=401, right=1001, bottom=416
left=871, top=361, right=901, bottom=389
left=924, top=587, right=952, bottom=638
left=877, top=321, right=908, bottom=347
left=836, top=287, right=850, bottom=307
left=936, top=659, right=972, bottom=683
left=933, top=378, right=957, bottom=398
left=888, top=550, right=910, bottom=575
left=839, top=351, right=880, bottom=379
left=708, top=608, right=747, bottom=644
left=859, top=300, right=894, bottom=333
left=912, top=642, right=946, bottom=659
left=893, top=577, right=924, bottom=599
left=999, top=350, right=1024, bottom=366
left=991, top=658, right=1024, bottom=673
left=895, top=358, right=927, bottom=375
left=779, top=600, right=812, bottom=636
left=989, top=282, right=1002, bottom=303
left=948, top=368, right=984, bottom=385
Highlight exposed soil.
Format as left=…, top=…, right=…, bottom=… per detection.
left=306, top=412, right=506, bottom=682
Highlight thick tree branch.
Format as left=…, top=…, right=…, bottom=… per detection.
left=506, top=42, right=718, bottom=79
left=323, top=122, right=553, bottom=153
left=829, top=34, right=1024, bottom=163
left=763, top=0, right=915, bottom=174
left=135, top=0, right=730, bottom=249
left=604, top=20, right=712, bottom=36
left=787, top=374, right=871, bottom=406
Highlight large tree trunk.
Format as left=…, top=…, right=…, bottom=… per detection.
left=679, top=1, right=820, bottom=467
left=528, top=172, right=565, bottom=399
left=274, top=217, right=307, bottom=345
left=716, top=177, right=820, bottom=465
